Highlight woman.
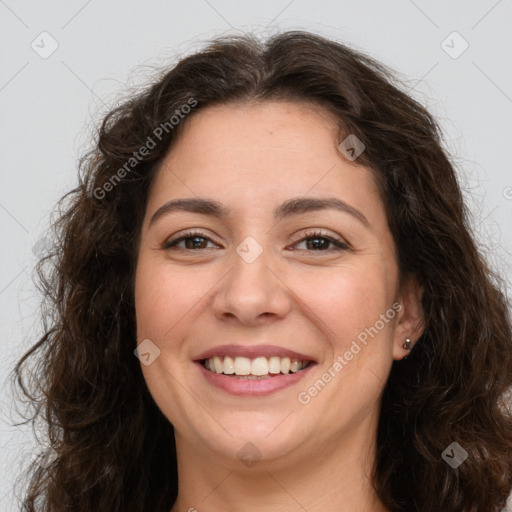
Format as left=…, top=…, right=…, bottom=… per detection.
left=15, top=30, right=512, bottom=511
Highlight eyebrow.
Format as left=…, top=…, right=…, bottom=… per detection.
left=149, top=196, right=370, bottom=227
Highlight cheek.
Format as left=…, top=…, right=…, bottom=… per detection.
left=294, top=261, right=396, bottom=354
left=134, top=257, right=203, bottom=341
left=290, top=266, right=398, bottom=434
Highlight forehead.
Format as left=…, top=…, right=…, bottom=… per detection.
left=163, top=100, right=342, bottom=173
left=147, top=101, right=384, bottom=226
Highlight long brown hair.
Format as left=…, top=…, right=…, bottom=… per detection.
left=14, top=31, right=512, bottom=511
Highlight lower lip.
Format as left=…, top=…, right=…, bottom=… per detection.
left=195, top=361, right=316, bottom=396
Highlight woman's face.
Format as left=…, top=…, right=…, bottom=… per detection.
left=135, top=101, right=422, bottom=468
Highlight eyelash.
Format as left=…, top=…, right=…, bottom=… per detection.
left=162, top=229, right=350, bottom=252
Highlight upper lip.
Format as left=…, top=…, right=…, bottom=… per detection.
left=194, top=344, right=317, bottom=362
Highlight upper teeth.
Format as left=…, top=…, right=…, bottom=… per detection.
left=204, top=356, right=309, bottom=376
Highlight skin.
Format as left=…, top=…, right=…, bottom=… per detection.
left=134, top=100, right=424, bottom=512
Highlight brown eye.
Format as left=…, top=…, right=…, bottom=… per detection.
left=163, top=231, right=218, bottom=250
left=292, top=230, right=349, bottom=252
left=304, top=237, right=331, bottom=250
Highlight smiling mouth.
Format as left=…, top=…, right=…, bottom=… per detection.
left=202, top=355, right=312, bottom=379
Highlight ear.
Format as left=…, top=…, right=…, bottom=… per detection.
left=392, top=273, right=425, bottom=360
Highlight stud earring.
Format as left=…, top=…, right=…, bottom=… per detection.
left=403, top=338, right=412, bottom=350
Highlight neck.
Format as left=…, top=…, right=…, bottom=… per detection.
left=169, top=419, right=389, bottom=512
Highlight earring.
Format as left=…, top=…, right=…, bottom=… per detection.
left=403, top=338, right=412, bottom=350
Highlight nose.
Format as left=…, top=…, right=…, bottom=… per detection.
left=211, top=245, right=292, bottom=326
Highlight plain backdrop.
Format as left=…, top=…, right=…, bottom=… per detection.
left=1, top=1, right=511, bottom=510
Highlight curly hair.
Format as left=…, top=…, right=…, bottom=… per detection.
left=14, top=30, right=512, bottom=511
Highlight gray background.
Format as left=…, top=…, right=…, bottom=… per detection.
left=1, top=1, right=511, bottom=510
